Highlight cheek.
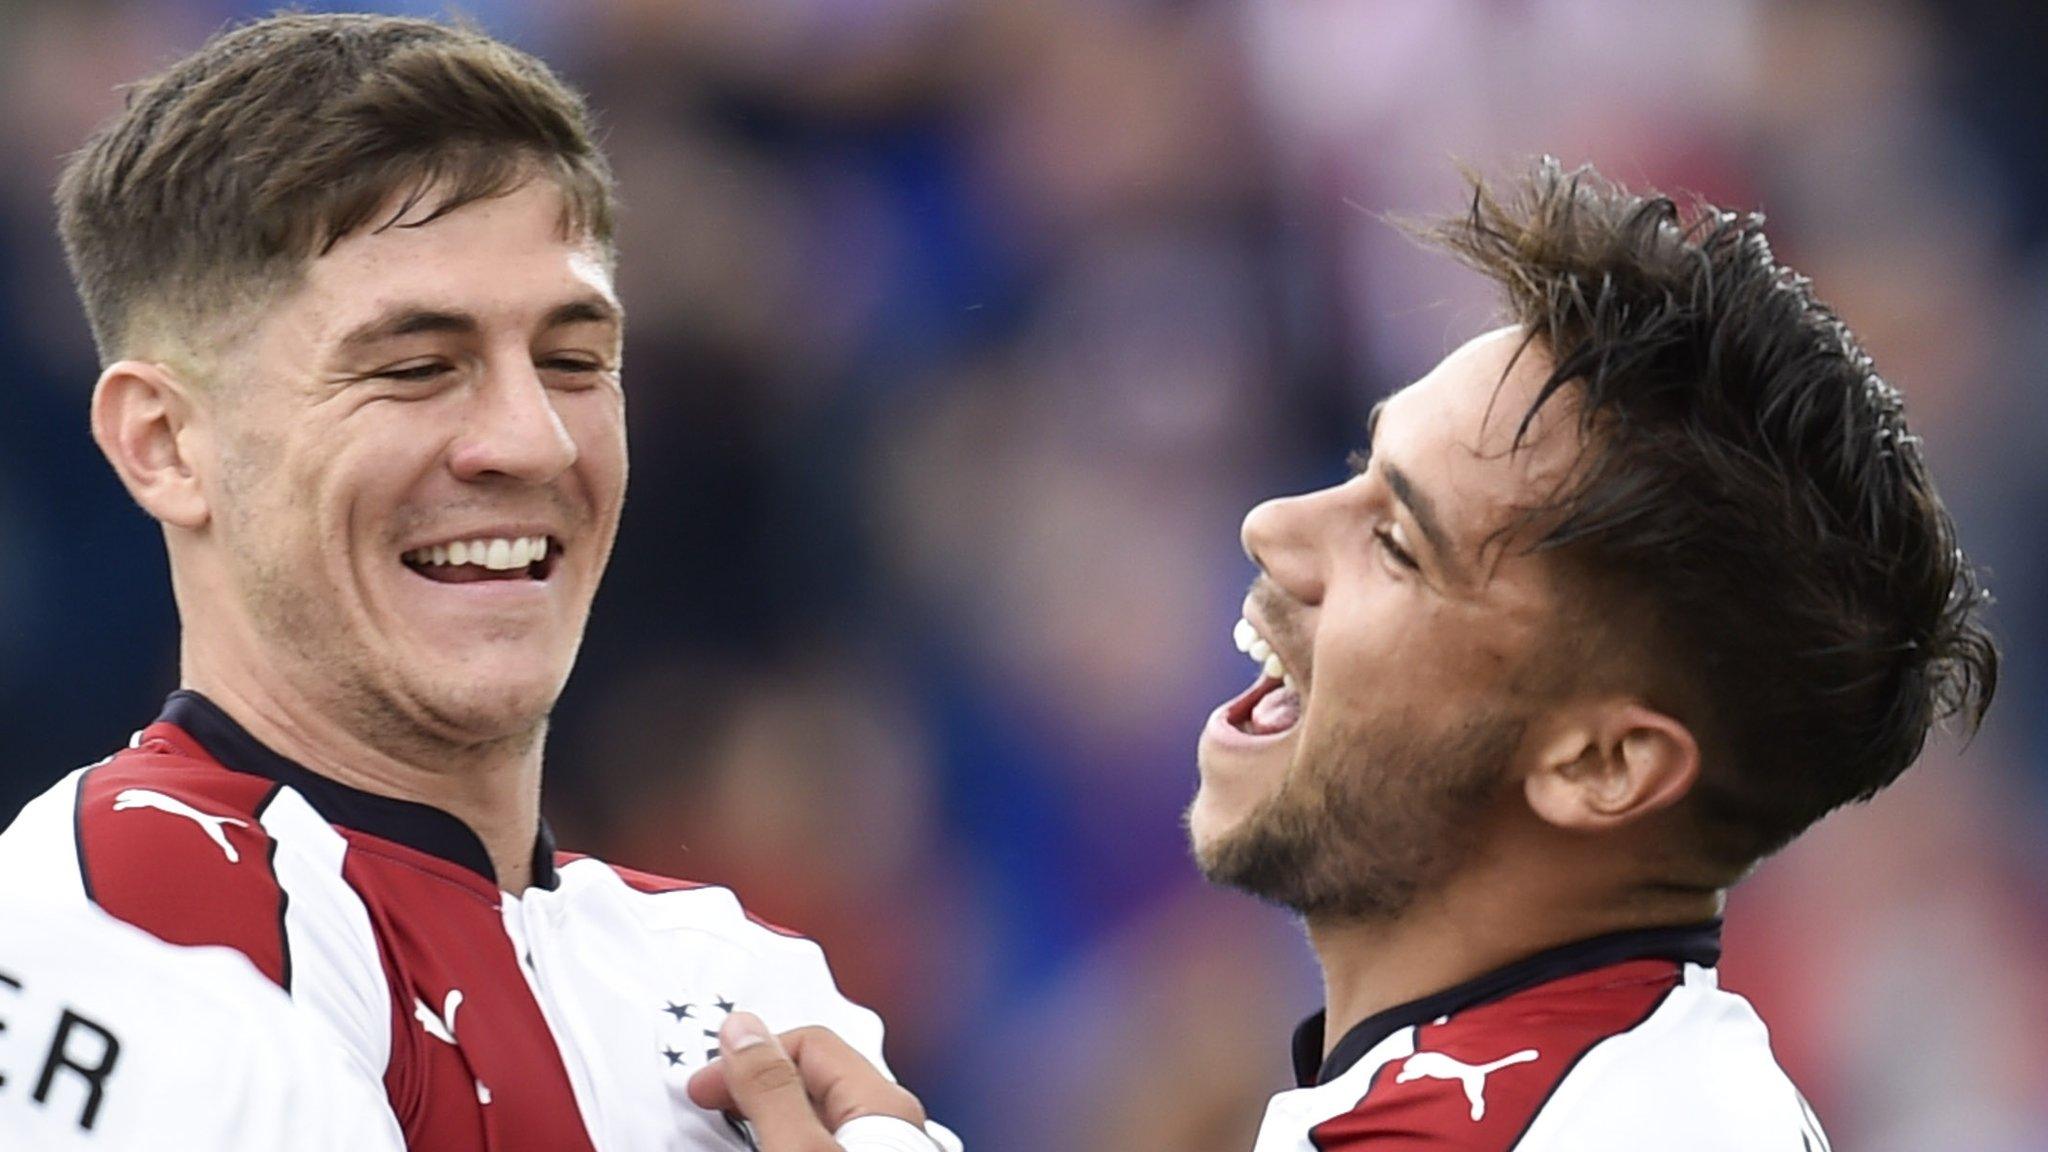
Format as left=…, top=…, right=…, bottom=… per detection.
left=211, top=414, right=288, bottom=501
left=301, top=421, right=448, bottom=552
left=339, top=435, right=432, bottom=503
left=1307, top=595, right=1517, bottom=721
left=215, top=437, right=320, bottom=562
left=1307, top=592, right=1422, bottom=693
left=563, top=395, right=628, bottom=493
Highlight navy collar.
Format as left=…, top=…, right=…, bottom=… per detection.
left=1292, top=920, right=1723, bottom=1087
left=159, top=690, right=557, bottom=891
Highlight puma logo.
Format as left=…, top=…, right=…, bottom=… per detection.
left=414, top=990, right=493, bottom=1105
left=415, top=989, right=464, bottom=1045
left=1395, top=1048, right=1540, bottom=1121
left=112, top=788, right=249, bottom=863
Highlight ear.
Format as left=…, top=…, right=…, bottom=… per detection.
left=90, top=360, right=211, bottom=530
left=1523, top=703, right=1700, bottom=832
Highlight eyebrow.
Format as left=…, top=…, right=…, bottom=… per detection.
left=542, top=297, right=624, bottom=331
left=336, top=295, right=623, bottom=354
left=337, top=308, right=476, bottom=352
left=1366, top=400, right=1458, bottom=575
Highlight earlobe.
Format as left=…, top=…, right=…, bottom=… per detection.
left=91, top=360, right=211, bottom=530
left=1524, top=705, right=1700, bottom=832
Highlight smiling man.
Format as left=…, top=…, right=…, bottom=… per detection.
left=1192, top=162, right=1997, bottom=1150
left=0, top=14, right=949, bottom=1151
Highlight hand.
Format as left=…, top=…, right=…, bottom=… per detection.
left=687, top=1012, right=929, bottom=1151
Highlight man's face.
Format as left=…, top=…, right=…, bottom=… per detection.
left=1189, top=327, right=1583, bottom=920
left=189, top=179, right=626, bottom=754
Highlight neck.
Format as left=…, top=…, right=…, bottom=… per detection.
left=1306, top=868, right=1721, bottom=1057
left=183, top=656, right=546, bottom=893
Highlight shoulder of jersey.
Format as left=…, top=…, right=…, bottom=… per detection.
left=552, top=850, right=813, bottom=942
left=1309, top=958, right=1691, bottom=1151
left=547, top=849, right=891, bottom=1075
left=1, top=898, right=404, bottom=1152
left=1513, top=968, right=1820, bottom=1152
left=1308, top=961, right=1817, bottom=1152
left=6, top=897, right=297, bottom=1032
left=58, top=728, right=296, bottom=987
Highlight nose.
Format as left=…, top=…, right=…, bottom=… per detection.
left=1241, top=488, right=1327, bottom=605
left=448, top=358, right=579, bottom=484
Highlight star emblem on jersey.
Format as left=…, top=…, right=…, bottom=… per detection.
left=657, top=993, right=739, bottom=1067
left=1395, top=1048, right=1540, bottom=1121
left=111, top=788, right=248, bottom=863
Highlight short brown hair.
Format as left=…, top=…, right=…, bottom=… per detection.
left=1427, top=159, right=1997, bottom=871
left=57, top=12, right=615, bottom=363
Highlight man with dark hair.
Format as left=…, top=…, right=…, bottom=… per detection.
left=1190, top=160, right=1997, bottom=1149
left=645, top=159, right=2005, bottom=1152
left=0, top=13, right=950, bottom=1150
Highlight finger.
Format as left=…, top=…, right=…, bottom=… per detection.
left=778, top=1027, right=926, bottom=1131
left=683, top=1058, right=736, bottom=1113
left=686, top=1012, right=837, bottom=1151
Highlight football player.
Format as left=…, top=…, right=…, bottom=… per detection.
left=1190, top=161, right=1994, bottom=1150
left=0, top=13, right=950, bottom=1150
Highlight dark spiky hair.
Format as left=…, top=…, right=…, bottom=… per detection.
left=1429, top=158, right=1997, bottom=869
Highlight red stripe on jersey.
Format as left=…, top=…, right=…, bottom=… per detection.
left=1309, top=959, right=1682, bottom=1151
left=74, top=734, right=293, bottom=988
left=351, top=833, right=599, bottom=1152
left=559, top=852, right=812, bottom=941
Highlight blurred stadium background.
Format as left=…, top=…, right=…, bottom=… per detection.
left=2, top=0, right=2044, bottom=1148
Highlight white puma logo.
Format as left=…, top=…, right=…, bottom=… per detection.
left=414, top=990, right=492, bottom=1104
left=112, top=788, right=249, bottom=863
left=1395, top=1048, right=1540, bottom=1121
left=415, top=989, right=464, bottom=1045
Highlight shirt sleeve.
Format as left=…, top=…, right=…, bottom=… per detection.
left=737, top=928, right=894, bottom=1080
left=730, top=918, right=966, bottom=1150
left=0, top=900, right=406, bottom=1152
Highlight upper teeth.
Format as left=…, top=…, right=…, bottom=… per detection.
left=404, top=535, right=550, bottom=571
left=1232, top=616, right=1296, bottom=690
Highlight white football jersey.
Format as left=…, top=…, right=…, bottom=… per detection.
left=0, top=691, right=956, bottom=1151
left=1255, top=925, right=1832, bottom=1151
left=0, top=898, right=405, bottom=1150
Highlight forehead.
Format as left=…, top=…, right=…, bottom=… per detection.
left=287, top=180, right=617, bottom=338
left=1377, top=326, right=1585, bottom=560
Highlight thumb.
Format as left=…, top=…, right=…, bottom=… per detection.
left=686, top=1012, right=836, bottom=1151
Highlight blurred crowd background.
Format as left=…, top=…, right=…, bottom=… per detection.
left=2, top=0, right=2045, bottom=1148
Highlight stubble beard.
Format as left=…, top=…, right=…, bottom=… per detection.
left=1191, top=711, right=1523, bottom=922
left=211, top=422, right=564, bottom=771
left=224, top=486, right=555, bottom=768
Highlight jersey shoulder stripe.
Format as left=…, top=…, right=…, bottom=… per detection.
left=73, top=731, right=293, bottom=988
left=556, top=851, right=810, bottom=940
left=1513, top=964, right=1823, bottom=1151
left=1309, top=958, right=1681, bottom=1151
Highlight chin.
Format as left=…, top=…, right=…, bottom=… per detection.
left=1183, top=786, right=1240, bottom=869
left=413, top=671, right=563, bottom=742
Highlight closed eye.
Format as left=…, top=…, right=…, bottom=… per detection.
left=1349, top=448, right=1416, bottom=568
left=538, top=357, right=612, bottom=390
left=374, top=361, right=453, bottom=383
left=1374, top=525, right=1417, bottom=569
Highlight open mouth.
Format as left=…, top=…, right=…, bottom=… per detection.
left=401, top=535, right=560, bottom=585
left=1228, top=616, right=1302, bottom=736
